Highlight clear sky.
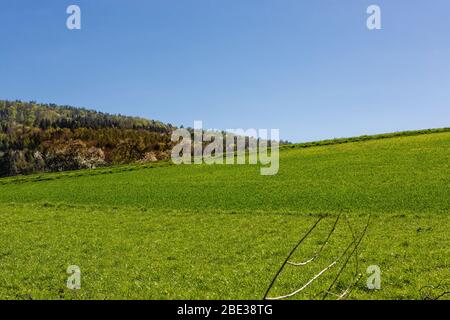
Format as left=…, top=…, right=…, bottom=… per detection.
left=1, top=0, right=449, bottom=142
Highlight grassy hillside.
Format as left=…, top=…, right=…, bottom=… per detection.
left=0, top=131, right=448, bottom=299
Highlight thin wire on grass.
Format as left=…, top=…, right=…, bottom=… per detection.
left=334, top=215, right=364, bottom=300
left=344, top=214, right=359, bottom=276
left=419, top=281, right=450, bottom=300
left=321, top=214, right=372, bottom=300
left=288, top=214, right=341, bottom=267
left=337, top=273, right=363, bottom=300
left=264, top=213, right=371, bottom=301
left=433, top=291, right=450, bottom=300
left=263, top=216, right=324, bottom=300
left=266, top=260, right=338, bottom=300
left=322, top=291, right=340, bottom=298
left=266, top=233, right=357, bottom=300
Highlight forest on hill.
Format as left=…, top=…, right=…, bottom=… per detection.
left=0, top=100, right=175, bottom=177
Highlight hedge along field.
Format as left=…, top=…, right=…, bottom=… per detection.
left=0, top=131, right=449, bottom=299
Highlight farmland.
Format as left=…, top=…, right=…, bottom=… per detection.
left=0, top=130, right=449, bottom=299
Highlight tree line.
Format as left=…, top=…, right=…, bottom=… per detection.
left=0, top=100, right=174, bottom=177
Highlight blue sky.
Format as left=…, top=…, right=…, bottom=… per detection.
left=1, top=0, right=449, bottom=142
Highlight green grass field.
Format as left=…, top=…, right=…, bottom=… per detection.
left=0, top=131, right=449, bottom=299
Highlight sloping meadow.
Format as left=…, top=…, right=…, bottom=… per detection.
left=0, top=131, right=448, bottom=299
